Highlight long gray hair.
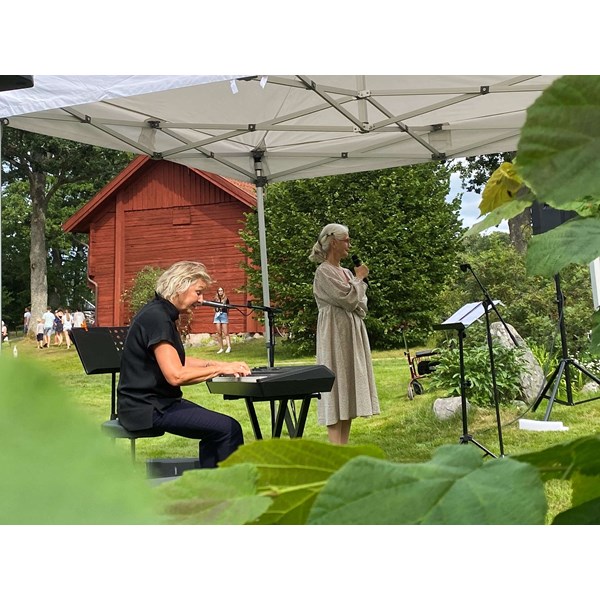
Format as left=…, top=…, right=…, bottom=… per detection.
left=309, top=223, right=349, bottom=263
left=155, top=261, right=213, bottom=300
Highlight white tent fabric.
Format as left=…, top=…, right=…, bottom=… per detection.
left=0, top=74, right=559, bottom=351
left=0, top=75, right=558, bottom=183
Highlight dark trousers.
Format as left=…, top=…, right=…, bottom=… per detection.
left=152, top=399, right=243, bottom=468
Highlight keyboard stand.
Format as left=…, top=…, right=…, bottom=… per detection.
left=224, top=393, right=320, bottom=440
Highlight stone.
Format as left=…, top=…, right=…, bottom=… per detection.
left=490, top=322, right=546, bottom=406
left=433, top=396, right=466, bottom=420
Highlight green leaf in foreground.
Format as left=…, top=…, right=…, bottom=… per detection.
left=221, top=439, right=385, bottom=524
left=0, top=356, right=159, bottom=524
left=153, top=463, right=272, bottom=524
left=552, top=496, right=600, bottom=525
left=307, top=445, right=547, bottom=524
left=517, top=75, right=600, bottom=208
left=526, top=218, right=600, bottom=277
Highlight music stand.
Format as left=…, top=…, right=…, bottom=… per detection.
left=434, top=303, right=500, bottom=458
left=70, top=326, right=129, bottom=419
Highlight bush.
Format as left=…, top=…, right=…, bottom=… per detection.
left=429, top=339, right=525, bottom=406
left=121, top=266, right=164, bottom=321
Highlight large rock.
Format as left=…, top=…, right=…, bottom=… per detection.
left=490, top=322, right=546, bottom=405
left=433, top=396, right=467, bottom=420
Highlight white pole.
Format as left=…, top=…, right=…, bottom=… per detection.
left=0, top=120, right=3, bottom=354
left=589, top=258, right=600, bottom=310
left=254, top=154, right=272, bottom=364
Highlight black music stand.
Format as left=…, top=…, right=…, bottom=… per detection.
left=70, top=326, right=164, bottom=460
left=70, top=326, right=129, bottom=420
left=434, top=303, right=498, bottom=458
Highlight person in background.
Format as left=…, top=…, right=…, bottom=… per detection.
left=53, top=309, right=64, bottom=346
left=62, top=308, right=73, bottom=349
left=35, top=318, right=44, bottom=349
left=72, top=308, right=86, bottom=329
left=42, top=307, right=55, bottom=348
left=213, top=287, right=232, bottom=354
left=23, top=307, right=31, bottom=334
left=1, top=320, right=8, bottom=343
left=309, top=223, right=380, bottom=445
left=117, top=261, right=250, bottom=468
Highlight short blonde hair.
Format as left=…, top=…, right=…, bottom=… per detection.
left=309, top=223, right=349, bottom=263
left=156, top=261, right=213, bottom=300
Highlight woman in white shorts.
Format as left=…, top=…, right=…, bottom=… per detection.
left=213, top=287, right=231, bottom=353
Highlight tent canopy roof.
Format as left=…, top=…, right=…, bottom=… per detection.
left=0, top=75, right=559, bottom=183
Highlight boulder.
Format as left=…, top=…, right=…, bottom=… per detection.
left=490, top=322, right=546, bottom=405
left=433, top=396, right=466, bottom=420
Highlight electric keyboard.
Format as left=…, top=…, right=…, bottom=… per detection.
left=206, top=365, right=335, bottom=398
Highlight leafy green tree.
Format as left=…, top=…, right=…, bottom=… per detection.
left=1, top=128, right=131, bottom=329
left=438, top=231, right=594, bottom=356
left=239, top=164, right=463, bottom=352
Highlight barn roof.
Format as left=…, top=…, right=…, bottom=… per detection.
left=62, top=155, right=257, bottom=233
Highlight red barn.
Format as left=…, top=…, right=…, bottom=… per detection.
left=62, top=156, right=260, bottom=335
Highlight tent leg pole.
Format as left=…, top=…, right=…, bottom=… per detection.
left=254, top=157, right=273, bottom=365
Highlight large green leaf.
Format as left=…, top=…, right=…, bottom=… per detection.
left=525, top=218, right=600, bottom=276
left=221, top=439, right=385, bottom=524
left=0, top=357, right=159, bottom=524
left=553, top=496, right=600, bottom=524
left=153, top=463, right=272, bottom=524
left=514, top=434, right=600, bottom=482
left=479, top=161, right=525, bottom=214
left=518, top=75, right=600, bottom=207
left=307, top=445, right=546, bottom=524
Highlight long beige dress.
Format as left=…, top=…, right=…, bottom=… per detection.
left=313, top=261, right=380, bottom=426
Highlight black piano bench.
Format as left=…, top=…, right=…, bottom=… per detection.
left=101, top=419, right=164, bottom=461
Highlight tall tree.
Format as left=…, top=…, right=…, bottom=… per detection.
left=239, top=163, right=463, bottom=352
left=1, top=128, right=131, bottom=328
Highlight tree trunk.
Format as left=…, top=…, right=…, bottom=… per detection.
left=508, top=207, right=531, bottom=254
left=29, top=170, right=49, bottom=321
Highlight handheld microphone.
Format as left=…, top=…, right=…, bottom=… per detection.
left=460, top=263, right=470, bottom=273
left=351, top=254, right=369, bottom=285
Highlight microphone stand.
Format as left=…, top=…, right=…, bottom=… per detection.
left=201, top=301, right=281, bottom=367
left=245, top=302, right=281, bottom=368
left=461, top=264, right=512, bottom=457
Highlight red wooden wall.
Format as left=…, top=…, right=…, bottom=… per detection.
left=81, top=160, right=259, bottom=334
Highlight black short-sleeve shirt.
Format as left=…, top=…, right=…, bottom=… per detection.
left=117, top=294, right=185, bottom=430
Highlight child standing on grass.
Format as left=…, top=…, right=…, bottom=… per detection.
left=35, top=319, right=44, bottom=349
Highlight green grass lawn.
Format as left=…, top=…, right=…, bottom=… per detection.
left=9, top=333, right=600, bottom=464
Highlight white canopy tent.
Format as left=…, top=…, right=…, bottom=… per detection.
left=0, top=74, right=559, bottom=350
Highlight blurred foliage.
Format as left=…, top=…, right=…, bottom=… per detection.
left=0, top=356, right=159, bottom=524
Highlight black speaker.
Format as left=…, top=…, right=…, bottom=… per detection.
left=531, top=201, right=576, bottom=235
left=146, top=458, right=201, bottom=478
left=0, top=76, right=34, bottom=93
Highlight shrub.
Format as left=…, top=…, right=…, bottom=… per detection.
left=429, top=340, right=525, bottom=406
